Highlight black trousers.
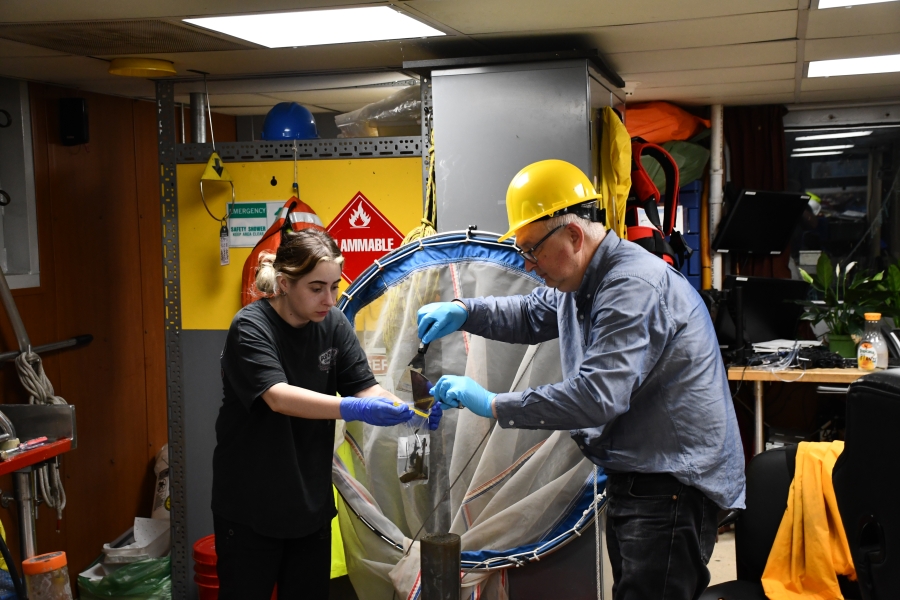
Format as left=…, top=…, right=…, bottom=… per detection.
left=214, top=514, right=331, bottom=600
left=605, top=473, right=719, bottom=600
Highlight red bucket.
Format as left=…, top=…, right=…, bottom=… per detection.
left=192, top=534, right=276, bottom=600
left=193, top=535, right=217, bottom=566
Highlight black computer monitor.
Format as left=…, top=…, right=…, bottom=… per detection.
left=715, top=275, right=811, bottom=346
left=712, top=190, right=810, bottom=254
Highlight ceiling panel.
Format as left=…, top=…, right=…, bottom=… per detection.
left=314, top=102, right=369, bottom=113
left=173, top=92, right=279, bottom=106
left=61, top=77, right=157, bottom=98
left=139, top=35, right=478, bottom=77
left=473, top=11, right=799, bottom=55
left=169, top=72, right=415, bottom=94
left=0, top=38, right=67, bottom=57
left=0, top=55, right=111, bottom=82
left=0, top=0, right=384, bottom=23
left=634, top=89, right=796, bottom=106
left=630, top=79, right=795, bottom=102
left=806, top=2, right=900, bottom=39
left=804, top=33, right=900, bottom=62
left=802, top=71, right=900, bottom=91
left=205, top=105, right=283, bottom=116
left=404, top=0, right=797, bottom=35
left=266, top=86, right=405, bottom=105
left=798, top=85, right=900, bottom=104
left=624, top=63, right=795, bottom=89
left=608, top=40, right=796, bottom=74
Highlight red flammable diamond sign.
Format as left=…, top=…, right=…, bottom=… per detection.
left=326, top=192, right=404, bottom=283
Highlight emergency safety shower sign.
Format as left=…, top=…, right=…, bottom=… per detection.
left=226, top=202, right=285, bottom=247
left=326, top=192, right=404, bottom=283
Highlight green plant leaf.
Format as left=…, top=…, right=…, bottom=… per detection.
left=887, top=264, right=900, bottom=292
left=799, top=269, right=814, bottom=285
left=817, top=253, right=834, bottom=292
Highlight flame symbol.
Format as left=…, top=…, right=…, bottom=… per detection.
left=348, top=202, right=371, bottom=228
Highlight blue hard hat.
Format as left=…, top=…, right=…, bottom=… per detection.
left=261, top=102, right=319, bottom=140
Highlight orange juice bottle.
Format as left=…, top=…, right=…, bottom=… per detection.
left=857, top=312, right=888, bottom=370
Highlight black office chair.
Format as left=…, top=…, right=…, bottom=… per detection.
left=699, top=445, right=861, bottom=600
left=699, top=446, right=796, bottom=600
left=833, top=369, right=900, bottom=599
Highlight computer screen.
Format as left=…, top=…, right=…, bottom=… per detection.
left=712, top=190, right=810, bottom=254
left=715, top=275, right=811, bottom=346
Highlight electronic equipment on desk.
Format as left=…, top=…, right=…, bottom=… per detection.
left=713, top=275, right=813, bottom=366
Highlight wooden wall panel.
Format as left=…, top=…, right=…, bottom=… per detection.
left=0, top=84, right=236, bottom=576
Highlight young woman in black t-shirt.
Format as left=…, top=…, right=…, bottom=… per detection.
left=212, top=229, right=434, bottom=599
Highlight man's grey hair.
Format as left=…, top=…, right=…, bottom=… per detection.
left=544, top=213, right=606, bottom=243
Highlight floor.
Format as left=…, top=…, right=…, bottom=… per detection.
left=708, top=530, right=737, bottom=586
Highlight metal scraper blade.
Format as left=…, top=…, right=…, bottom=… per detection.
left=410, top=370, right=435, bottom=412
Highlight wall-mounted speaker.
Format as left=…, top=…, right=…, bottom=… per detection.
left=59, top=98, right=88, bottom=146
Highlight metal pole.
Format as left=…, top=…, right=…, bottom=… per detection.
left=421, top=533, right=460, bottom=600
left=709, top=104, right=724, bottom=291
left=14, top=470, right=36, bottom=559
left=754, top=381, right=765, bottom=456
left=189, top=92, right=207, bottom=144
left=179, top=103, right=186, bottom=144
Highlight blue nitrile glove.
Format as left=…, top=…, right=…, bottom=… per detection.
left=427, top=402, right=443, bottom=431
left=417, top=302, right=468, bottom=344
left=340, top=397, right=413, bottom=426
left=430, top=376, right=496, bottom=419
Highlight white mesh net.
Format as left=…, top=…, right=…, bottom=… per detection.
left=334, top=242, right=599, bottom=599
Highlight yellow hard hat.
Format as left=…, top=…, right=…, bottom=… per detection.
left=499, top=159, right=601, bottom=241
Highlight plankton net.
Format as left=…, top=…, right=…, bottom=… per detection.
left=333, top=230, right=607, bottom=600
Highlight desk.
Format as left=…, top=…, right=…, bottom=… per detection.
left=727, top=367, right=870, bottom=455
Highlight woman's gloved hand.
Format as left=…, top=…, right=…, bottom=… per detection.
left=340, top=397, right=412, bottom=426
left=427, top=402, right=443, bottom=431
left=417, top=302, right=468, bottom=344
left=430, top=375, right=496, bottom=419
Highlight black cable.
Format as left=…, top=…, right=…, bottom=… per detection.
left=0, top=530, right=26, bottom=600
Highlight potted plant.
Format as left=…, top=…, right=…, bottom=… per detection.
left=798, top=253, right=885, bottom=358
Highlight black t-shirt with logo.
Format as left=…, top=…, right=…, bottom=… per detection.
left=212, top=300, right=376, bottom=539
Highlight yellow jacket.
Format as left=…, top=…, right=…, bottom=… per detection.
left=761, top=441, right=856, bottom=599
left=599, top=107, right=631, bottom=239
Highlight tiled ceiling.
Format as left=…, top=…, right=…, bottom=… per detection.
left=0, top=0, right=897, bottom=118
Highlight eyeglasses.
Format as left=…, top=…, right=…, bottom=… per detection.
left=514, top=225, right=563, bottom=263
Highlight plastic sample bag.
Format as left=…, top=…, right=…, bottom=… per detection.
left=335, top=85, right=421, bottom=138
left=78, top=556, right=171, bottom=600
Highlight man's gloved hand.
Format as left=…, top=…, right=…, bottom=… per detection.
left=340, top=397, right=412, bottom=426
left=427, top=402, right=443, bottom=431
left=430, top=376, right=496, bottom=419
left=417, top=302, right=468, bottom=344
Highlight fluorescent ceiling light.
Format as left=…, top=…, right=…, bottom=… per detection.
left=184, top=7, right=444, bottom=48
left=795, top=131, right=872, bottom=141
left=790, top=151, right=844, bottom=157
left=793, top=144, right=855, bottom=152
left=818, top=0, right=897, bottom=8
left=808, top=53, right=900, bottom=77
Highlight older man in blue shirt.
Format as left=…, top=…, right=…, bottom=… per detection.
left=418, top=159, right=745, bottom=600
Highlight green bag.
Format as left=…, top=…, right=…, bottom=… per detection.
left=640, top=140, right=710, bottom=191
left=77, top=556, right=171, bottom=600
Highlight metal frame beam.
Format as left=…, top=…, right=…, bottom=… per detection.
left=157, top=79, right=189, bottom=599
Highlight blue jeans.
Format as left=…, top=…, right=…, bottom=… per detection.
left=606, top=473, right=718, bottom=600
